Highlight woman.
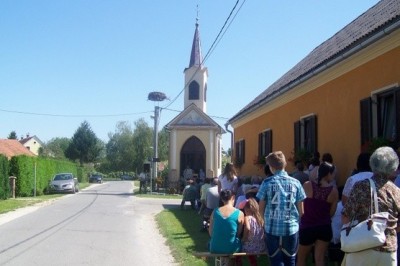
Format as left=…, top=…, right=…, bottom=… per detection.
left=218, top=163, right=238, bottom=194
left=342, top=146, right=400, bottom=266
left=297, top=162, right=338, bottom=266
left=209, top=189, right=244, bottom=256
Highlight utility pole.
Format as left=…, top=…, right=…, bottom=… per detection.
left=152, top=106, right=160, bottom=189
left=147, top=91, right=167, bottom=193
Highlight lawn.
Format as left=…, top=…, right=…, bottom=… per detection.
left=156, top=208, right=268, bottom=266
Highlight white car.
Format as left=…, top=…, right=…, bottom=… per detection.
left=49, top=173, right=79, bottom=194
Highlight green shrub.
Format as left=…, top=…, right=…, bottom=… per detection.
left=0, top=155, right=10, bottom=199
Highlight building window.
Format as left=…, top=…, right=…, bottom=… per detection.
left=258, top=129, right=272, bottom=159
left=294, top=115, right=317, bottom=154
left=360, top=86, right=400, bottom=147
left=235, top=139, right=245, bottom=166
left=189, top=81, right=200, bottom=100
left=204, top=83, right=207, bottom=102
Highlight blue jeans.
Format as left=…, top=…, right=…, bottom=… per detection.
left=265, top=232, right=298, bottom=266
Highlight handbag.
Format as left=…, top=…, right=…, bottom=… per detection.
left=340, top=178, right=389, bottom=253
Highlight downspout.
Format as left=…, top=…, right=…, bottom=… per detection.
left=224, top=122, right=233, bottom=161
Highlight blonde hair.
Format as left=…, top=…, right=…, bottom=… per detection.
left=244, top=198, right=264, bottom=227
left=266, top=151, right=287, bottom=170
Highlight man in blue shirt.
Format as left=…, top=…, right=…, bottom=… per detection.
left=257, top=151, right=306, bottom=266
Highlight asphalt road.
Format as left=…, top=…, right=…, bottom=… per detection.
left=0, top=181, right=181, bottom=266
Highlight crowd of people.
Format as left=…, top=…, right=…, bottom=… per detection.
left=184, top=146, right=400, bottom=266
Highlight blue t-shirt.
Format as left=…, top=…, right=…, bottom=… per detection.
left=256, top=170, right=306, bottom=236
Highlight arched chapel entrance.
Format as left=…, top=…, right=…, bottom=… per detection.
left=180, top=136, right=206, bottom=178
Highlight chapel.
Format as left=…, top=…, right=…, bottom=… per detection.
left=165, top=18, right=225, bottom=184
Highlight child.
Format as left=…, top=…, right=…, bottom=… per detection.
left=242, top=198, right=266, bottom=266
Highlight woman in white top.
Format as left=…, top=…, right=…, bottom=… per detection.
left=218, top=163, right=238, bottom=195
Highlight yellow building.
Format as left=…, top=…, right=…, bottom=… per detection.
left=227, top=0, right=400, bottom=185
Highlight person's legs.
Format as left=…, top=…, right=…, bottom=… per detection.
left=247, top=255, right=258, bottom=266
left=296, top=244, right=312, bottom=266
left=281, top=233, right=298, bottom=266
left=265, top=233, right=283, bottom=266
left=313, top=240, right=329, bottom=266
left=190, top=200, right=196, bottom=210
left=180, top=200, right=185, bottom=210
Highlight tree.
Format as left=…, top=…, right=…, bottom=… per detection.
left=65, top=121, right=103, bottom=165
left=7, top=131, right=17, bottom=139
left=106, top=121, right=136, bottom=172
left=40, top=137, right=71, bottom=159
left=158, top=127, right=169, bottom=162
left=132, top=118, right=153, bottom=172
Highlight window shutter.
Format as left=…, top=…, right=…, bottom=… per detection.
left=309, top=115, right=317, bottom=153
left=266, top=130, right=272, bottom=155
left=242, top=140, right=246, bottom=163
left=294, top=121, right=301, bottom=152
left=395, top=88, right=400, bottom=144
left=258, top=133, right=262, bottom=158
left=360, top=97, right=372, bottom=146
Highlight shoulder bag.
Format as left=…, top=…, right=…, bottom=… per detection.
left=340, top=178, right=389, bottom=253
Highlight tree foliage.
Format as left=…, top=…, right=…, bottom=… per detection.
left=40, top=137, right=71, bottom=159
left=7, top=131, right=17, bottom=139
left=132, top=119, right=153, bottom=172
left=65, top=121, right=103, bottom=165
left=106, top=121, right=136, bottom=172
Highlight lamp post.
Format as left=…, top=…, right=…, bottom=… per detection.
left=148, top=92, right=167, bottom=192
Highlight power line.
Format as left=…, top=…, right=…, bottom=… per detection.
left=0, top=108, right=153, bottom=118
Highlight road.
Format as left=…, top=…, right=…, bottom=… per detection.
left=0, top=181, right=181, bottom=266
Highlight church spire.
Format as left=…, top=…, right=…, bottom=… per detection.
left=189, top=7, right=203, bottom=68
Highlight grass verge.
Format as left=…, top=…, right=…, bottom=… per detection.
left=0, top=194, right=63, bottom=214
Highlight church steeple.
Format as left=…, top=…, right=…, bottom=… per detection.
left=184, top=10, right=208, bottom=113
left=189, top=19, right=203, bottom=68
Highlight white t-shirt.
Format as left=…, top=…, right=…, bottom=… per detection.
left=342, top=171, right=373, bottom=197
left=331, top=201, right=343, bottom=244
left=218, top=174, right=238, bottom=191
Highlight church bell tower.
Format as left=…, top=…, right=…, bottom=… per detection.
left=183, top=18, right=208, bottom=113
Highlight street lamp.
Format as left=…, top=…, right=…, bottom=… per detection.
left=147, top=92, right=167, bottom=193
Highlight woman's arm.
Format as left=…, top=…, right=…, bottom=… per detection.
left=242, top=216, right=251, bottom=242
left=208, top=210, right=215, bottom=236
left=328, top=187, right=339, bottom=217
left=237, top=211, right=245, bottom=238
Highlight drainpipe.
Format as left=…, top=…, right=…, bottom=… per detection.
left=224, top=122, right=233, bottom=161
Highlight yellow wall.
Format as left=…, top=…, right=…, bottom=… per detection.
left=233, top=42, right=400, bottom=186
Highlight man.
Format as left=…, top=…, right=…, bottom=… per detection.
left=183, top=165, right=193, bottom=180
left=291, top=162, right=309, bottom=185
left=256, top=151, right=306, bottom=266
left=180, top=179, right=198, bottom=210
left=202, top=178, right=220, bottom=230
left=139, top=172, right=146, bottom=193
left=342, top=152, right=372, bottom=204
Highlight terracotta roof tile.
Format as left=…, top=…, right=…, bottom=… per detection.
left=0, top=139, right=36, bottom=159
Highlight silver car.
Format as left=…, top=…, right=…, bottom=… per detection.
left=49, top=173, right=79, bottom=194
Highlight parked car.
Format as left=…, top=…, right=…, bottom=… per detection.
left=49, top=173, right=79, bottom=194
left=120, top=175, right=134, bottom=180
left=89, top=174, right=103, bottom=183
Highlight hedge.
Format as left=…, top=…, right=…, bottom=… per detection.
left=9, top=155, right=90, bottom=197
left=0, top=155, right=10, bottom=199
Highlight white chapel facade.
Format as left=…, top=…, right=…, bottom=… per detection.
left=166, top=20, right=225, bottom=182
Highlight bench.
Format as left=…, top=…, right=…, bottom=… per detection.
left=193, top=251, right=267, bottom=266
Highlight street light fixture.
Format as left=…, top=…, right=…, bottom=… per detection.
left=147, top=92, right=167, bottom=193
